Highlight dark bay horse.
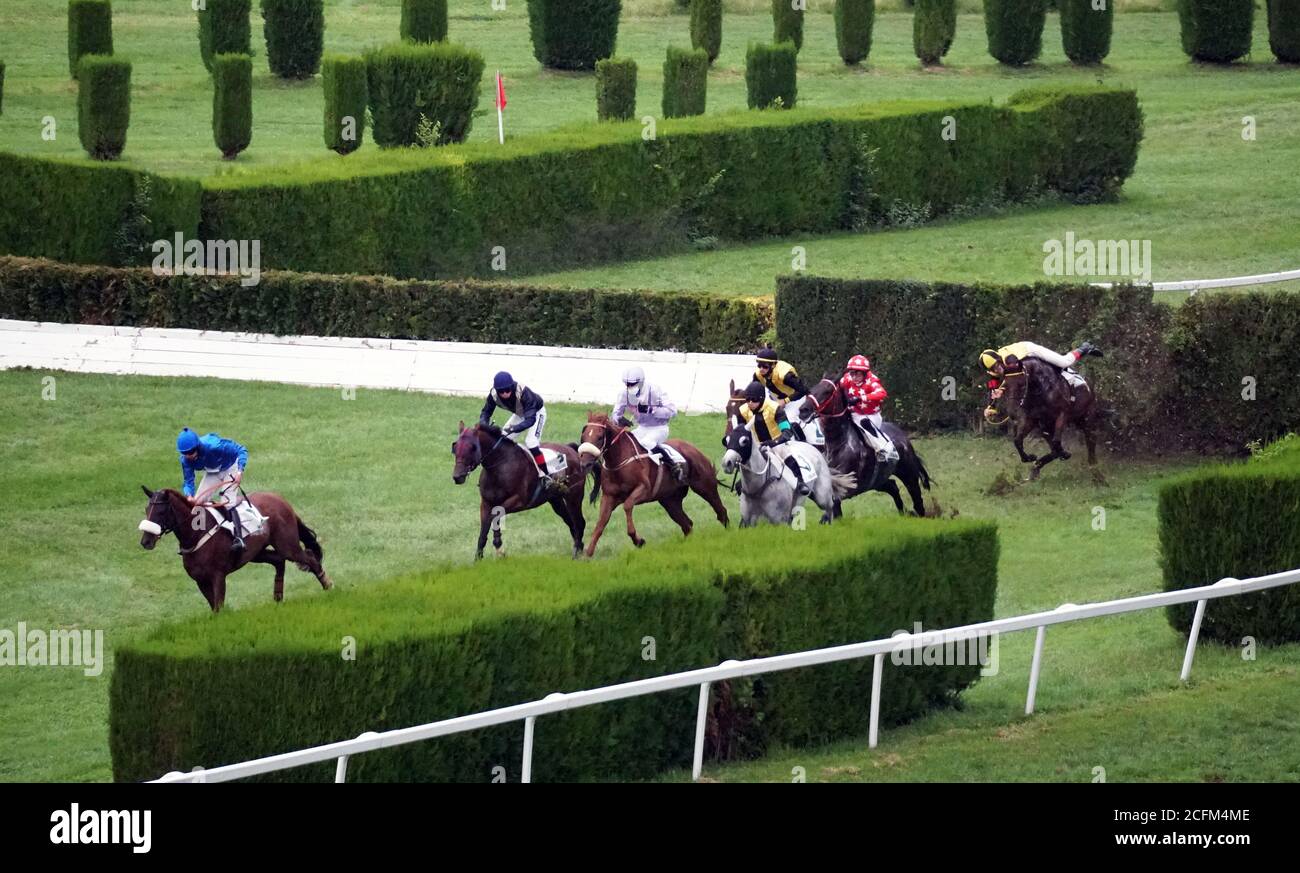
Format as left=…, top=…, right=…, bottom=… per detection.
left=453, top=422, right=592, bottom=559
left=801, top=377, right=933, bottom=516
left=989, top=357, right=1098, bottom=478
left=138, top=486, right=331, bottom=612
left=578, top=412, right=729, bottom=556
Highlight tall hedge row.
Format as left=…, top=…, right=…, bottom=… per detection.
left=526, top=0, right=622, bottom=70
left=596, top=57, right=637, bottom=122
left=690, top=0, right=723, bottom=63
left=0, top=256, right=773, bottom=354
left=68, top=0, right=114, bottom=80
left=772, top=0, right=805, bottom=51
left=365, top=41, right=485, bottom=147
left=1059, top=0, right=1113, bottom=64
left=109, top=519, right=1000, bottom=782
left=401, top=0, right=448, bottom=43
left=322, top=55, right=369, bottom=154
left=261, top=0, right=325, bottom=79
left=662, top=46, right=709, bottom=118
left=984, top=0, right=1046, bottom=65
left=1269, top=0, right=1300, bottom=62
left=77, top=55, right=131, bottom=161
left=198, top=0, right=252, bottom=73
left=914, top=0, right=956, bottom=65
left=746, top=42, right=798, bottom=110
left=1177, top=0, right=1254, bottom=62
left=1160, top=442, right=1300, bottom=645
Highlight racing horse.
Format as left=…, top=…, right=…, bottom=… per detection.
left=453, top=421, right=593, bottom=559
left=985, top=356, right=1098, bottom=479
left=138, top=486, right=331, bottom=612
left=800, top=377, right=933, bottom=516
left=721, top=423, right=856, bottom=526
left=578, top=412, right=729, bottom=556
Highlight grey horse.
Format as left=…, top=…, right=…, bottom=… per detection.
left=721, top=426, right=856, bottom=526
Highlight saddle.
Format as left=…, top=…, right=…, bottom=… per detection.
left=203, top=503, right=266, bottom=537
left=637, top=439, right=686, bottom=470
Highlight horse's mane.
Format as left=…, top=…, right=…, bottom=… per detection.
left=477, top=422, right=505, bottom=438
left=586, top=411, right=622, bottom=429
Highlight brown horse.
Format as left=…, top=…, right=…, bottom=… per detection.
left=801, top=377, right=933, bottom=516
left=138, top=486, right=332, bottom=612
left=988, top=356, right=1098, bottom=478
left=577, top=412, right=729, bottom=556
left=452, top=421, right=592, bottom=559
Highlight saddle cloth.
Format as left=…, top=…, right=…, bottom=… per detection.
left=537, top=447, right=569, bottom=476
left=801, top=417, right=825, bottom=446
left=780, top=452, right=818, bottom=491
left=1062, top=368, right=1087, bottom=389
left=636, top=439, right=687, bottom=468
left=205, top=502, right=267, bottom=537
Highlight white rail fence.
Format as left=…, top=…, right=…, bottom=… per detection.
left=1091, top=267, right=1300, bottom=294
left=151, top=567, right=1300, bottom=784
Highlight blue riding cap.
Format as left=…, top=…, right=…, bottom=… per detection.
left=176, top=428, right=200, bottom=453
left=493, top=371, right=515, bottom=391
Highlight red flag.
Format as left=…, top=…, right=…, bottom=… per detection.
left=496, top=72, right=507, bottom=111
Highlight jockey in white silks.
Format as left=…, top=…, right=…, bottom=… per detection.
left=612, top=366, right=685, bottom=481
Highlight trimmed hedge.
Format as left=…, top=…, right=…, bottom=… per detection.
left=1060, top=0, right=1113, bottom=64
left=365, top=41, right=485, bottom=147
left=596, top=57, right=637, bottom=122
left=914, top=0, right=956, bottom=65
left=212, top=54, right=252, bottom=159
left=77, top=54, right=131, bottom=161
left=835, top=0, right=875, bottom=65
left=0, top=256, right=773, bottom=354
left=109, top=519, right=999, bottom=782
left=662, top=46, right=708, bottom=118
left=746, top=42, right=798, bottom=110
left=0, top=62, right=5, bottom=116
left=690, top=0, right=723, bottom=63
left=1160, top=443, right=1300, bottom=645
left=1267, top=0, right=1300, bottom=62
left=261, top=0, right=324, bottom=79
left=401, top=0, right=448, bottom=43
left=323, top=55, right=369, bottom=154
left=526, top=0, right=622, bottom=71
left=772, top=0, right=804, bottom=51
left=198, top=0, right=251, bottom=73
left=984, top=0, right=1046, bottom=65
left=68, top=0, right=113, bottom=80
left=1177, top=0, right=1253, bottom=63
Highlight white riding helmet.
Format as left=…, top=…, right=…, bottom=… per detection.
left=622, top=366, right=645, bottom=394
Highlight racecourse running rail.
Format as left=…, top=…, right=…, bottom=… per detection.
left=150, top=567, right=1300, bottom=784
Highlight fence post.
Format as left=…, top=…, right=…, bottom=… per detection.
left=692, top=681, right=711, bottom=782
left=1026, top=625, right=1047, bottom=715
left=1180, top=600, right=1209, bottom=681
left=522, top=693, right=565, bottom=783
left=868, top=652, right=884, bottom=749
left=335, top=732, right=378, bottom=783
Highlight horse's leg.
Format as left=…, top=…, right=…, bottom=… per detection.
left=658, top=492, right=694, bottom=537
left=196, top=576, right=218, bottom=612
left=688, top=469, right=730, bottom=528
left=623, top=484, right=652, bottom=547
left=584, top=491, right=619, bottom=558
left=1012, top=419, right=1038, bottom=463
left=549, top=496, right=582, bottom=558
left=475, top=501, right=492, bottom=561
left=212, top=574, right=228, bottom=613
left=878, top=479, right=906, bottom=514
left=492, top=517, right=506, bottom=557
left=895, top=468, right=927, bottom=517
left=1051, top=411, right=1072, bottom=461
left=1081, top=417, right=1097, bottom=465
left=269, top=555, right=286, bottom=602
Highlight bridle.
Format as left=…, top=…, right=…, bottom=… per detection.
left=144, top=492, right=175, bottom=537
left=582, top=420, right=651, bottom=470
left=810, top=379, right=849, bottom=418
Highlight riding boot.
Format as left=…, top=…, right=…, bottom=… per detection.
left=859, top=420, right=890, bottom=463
left=784, top=456, right=812, bottom=496
left=229, top=507, right=246, bottom=552
left=656, top=446, right=686, bottom=482
left=791, top=422, right=808, bottom=442
left=531, top=447, right=557, bottom=492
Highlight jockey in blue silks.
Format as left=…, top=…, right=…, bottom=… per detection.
left=479, top=371, right=556, bottom=489
left=177, top=428, right=249, bottom=551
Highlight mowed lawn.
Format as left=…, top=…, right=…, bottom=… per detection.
left=2, top=369, right=1298, bottom=782
left=0, top=3, right=1297, bottom=291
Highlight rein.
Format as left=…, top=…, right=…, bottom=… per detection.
left=584, top=421, right=653, bottom=471
left=810, top=380, right=850, bottom=418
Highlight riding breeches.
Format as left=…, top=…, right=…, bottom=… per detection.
left=633, top=424, right=669, bottom=451
left=1020, top=342, right=1079, bottom=370
left=852, top=413, right=893, bottom=452
left=197, top=465, right=243, bottom=508
left=506, top=408, right=547, bottom=450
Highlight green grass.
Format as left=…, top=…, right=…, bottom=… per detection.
left=2, top=368, right=1297, bottom=781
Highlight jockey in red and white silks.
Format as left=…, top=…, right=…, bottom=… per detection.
left=839, top=355, right=898, bottom=463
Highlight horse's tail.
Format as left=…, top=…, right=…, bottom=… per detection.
left=297, top=518, right=323, bottom=560
left=913, top=450, right=934, bottom=491
left=830, top=470, right=858, bottom=498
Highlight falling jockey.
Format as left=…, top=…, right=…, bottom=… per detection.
left=480, top=371, right=558, bottom=490
left=736, top=381, right=812, bottom=495
left=753, top=347, right=812, bottom=441
left=177, top=427, right=249, bottom=552
left=840, top=354, right=899, bottom=463
left=612, top=366, right=685, bottom=481
left=980, top=341, right=1103, bottom=398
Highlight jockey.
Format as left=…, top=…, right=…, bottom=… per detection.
left=839, top=355, right=898, bottom=463
left=981, top=341, right=1103, bottom=396
left=753, top=347, right=811, bottom=441
left=480, top=371, right=555, bottom=489
left=736, top=380, right=811, bottom=495
left=612, top=365, right=684, bottom=481
left=177, top=427, right=249, bottom=552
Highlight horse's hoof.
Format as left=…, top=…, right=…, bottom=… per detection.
left=1029, top=468, right=1042, bottom=481
left=1060, top=450, right=1072, bottom=460
left=633, top=538, right=646, bottom=548
left=274, top=594, right=283, bottom=603
left=1022, top=454, right=1038, bottom=463
left=495, top=548, right=507, bottom=558
left=321, top=576, right=333, bottom=590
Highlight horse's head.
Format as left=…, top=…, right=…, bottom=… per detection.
left=138, top=486, right=177, bottom=550
left=721, top=421, right=754, bottom=474
left=578, top=412, right=618, bottom=464
left=803, top=376, right=844, bottom=421
left=724, top=379, right=746, bottom=439
left=452, top=420, right=485, bottom=484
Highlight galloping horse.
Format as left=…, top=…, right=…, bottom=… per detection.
left=578, top=412, right=729, bottom=556
left=138, top=486, right=331, bottom=612
left=801, top=377, right=933, bottom=516
left=721, top=424, right=856, bottom=526
left=987, top=357, right=1098, bottom=478
left=452, top=422, right=592, bottom=559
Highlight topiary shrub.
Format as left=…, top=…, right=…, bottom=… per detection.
left=772, top=0, right=804, bottom=51
left=690, top=0, right=723, bottom=64
left=1059, top=0, right=1113, bottom=64
left=0, top=62, right=5, bottom=116
left=914, top=0, right=956, bottom=64
left=261, top=0, right=324, bottom=79
left=1177, top=0, right=1253, bottom=62
left=198, top=0, right=251, bottom=73
left=212, top=53, right=252, bottom=159
left=401, top=0, right=448, bottom=43
left=984, top=0, right=1046, bottom=65
left=662, top=46, right=708, bottom=118
left=76, top=54, right=130, bottom=160
left=746, top=41, right=797, bottom=109
left=525, top=0, right=622, bottom=70
left=68, top=0, right=114, bottom=80
left=595, top=56, right=636, bottom=121
left=323, top=55, right=369, bottom=154
left=1268, top=0, right=1300, bottom=62
left=835, top=0, right=875, bottom=65
left=365, top=41, right=485, bottom=147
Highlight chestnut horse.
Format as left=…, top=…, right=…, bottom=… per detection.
left=138, top=486, right=331, bottom=612
left=578, top=412, right=729, bottom=556
left=452, top=421, right=592, bottom=559
left=988, top=357, right=1098, bottom=479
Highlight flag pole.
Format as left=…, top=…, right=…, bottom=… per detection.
left=496, top=70, right=505, bottom=145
